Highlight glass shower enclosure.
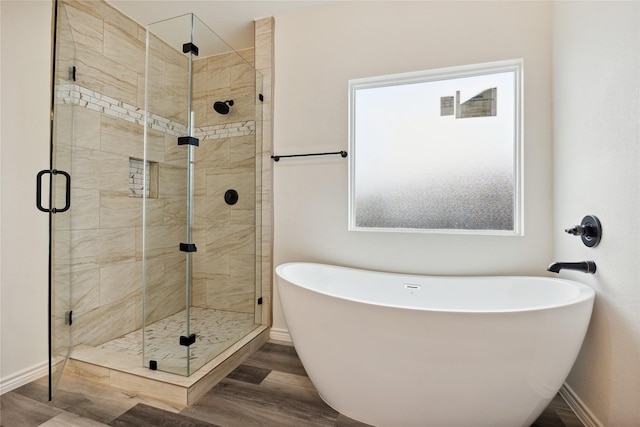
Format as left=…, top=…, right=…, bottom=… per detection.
left=142, top=14, right=263, bottom=376
left=46, top=0, right=264, bottom=401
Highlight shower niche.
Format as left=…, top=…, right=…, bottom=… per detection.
left=142, top=13, right=264, bottom=376
left=46, top=0, right=267, bottom=402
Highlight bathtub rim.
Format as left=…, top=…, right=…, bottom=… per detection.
left=275, top=261, right=595, bottom=315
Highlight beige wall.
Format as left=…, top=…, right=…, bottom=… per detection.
left=553, top=2, right=640, bottom=425
left=272, top=1, right=553, bottom=329
left=0, top=0, right=52, bottom=386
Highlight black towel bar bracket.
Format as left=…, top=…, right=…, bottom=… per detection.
left=271, top=151, right=347, bottom=162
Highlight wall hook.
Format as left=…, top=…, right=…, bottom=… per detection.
left=565, top=215, right=602, bottom=247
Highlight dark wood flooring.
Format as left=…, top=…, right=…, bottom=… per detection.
left=1, top=341, right=584, bottom=427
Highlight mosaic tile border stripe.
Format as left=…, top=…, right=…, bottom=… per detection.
left=198, top=123, right=256, bottom=140
left=55, top=83, right=255, bottom=140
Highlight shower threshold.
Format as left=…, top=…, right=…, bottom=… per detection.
left=67, top=308, right=269, bottom=406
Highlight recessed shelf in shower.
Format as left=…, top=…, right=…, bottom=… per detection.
left=129, top=157, right=158, bottom=198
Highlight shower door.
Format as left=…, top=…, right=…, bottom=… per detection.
left=41, top=0, right=75, bottom=400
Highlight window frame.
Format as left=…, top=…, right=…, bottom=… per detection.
left=347, top=59, right=524, bottom=235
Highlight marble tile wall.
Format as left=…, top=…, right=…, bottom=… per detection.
left=54, top=0, right=270, bottom=352
left=191, top=49, right=261, bottom=316
left=55, top=0, right=184, bottom=346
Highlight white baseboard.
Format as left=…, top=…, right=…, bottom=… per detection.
left=269, top=327, right=292, bottom=343
left=560, top=383, right=603, bottom=427
left=0, top=361, right=48, bottom=395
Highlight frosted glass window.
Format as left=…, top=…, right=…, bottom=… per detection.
left=348, top=60, right=522, bottom=234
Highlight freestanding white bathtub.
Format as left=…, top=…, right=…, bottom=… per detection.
left=275, top=262, right=595, bottom=427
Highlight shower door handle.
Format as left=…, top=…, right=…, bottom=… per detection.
left=37, top=169, right=71, bottom=213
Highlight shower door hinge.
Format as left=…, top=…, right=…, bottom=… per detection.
left=183, top=42, right=199, bottom=56
left=179, top=243, right=197, bottom=253
left=65, top=311, right=73, bottom=325
left=180, top=334, right=196, bottom=347
left=259, top=94, right=264, bottom=102
left=69, top=66, right=76, bottom=82
left=177, top=136, right=199, bottom=147
left=149, top=360, right=157, bottom=370
left=257, top=297, right=263, bottom=305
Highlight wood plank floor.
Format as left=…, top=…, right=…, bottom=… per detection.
left=1, top=341, right=584, bottom=427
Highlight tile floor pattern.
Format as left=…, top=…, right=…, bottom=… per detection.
left=99, top=307, right=258, bottom=375
left=1, top=342, right=585, bottom=427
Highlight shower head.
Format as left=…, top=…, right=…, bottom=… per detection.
left=213, top=100, right=234, bottom=115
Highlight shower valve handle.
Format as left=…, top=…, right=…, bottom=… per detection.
left=564, top=215, right=602, bottom=247
left=565, top=225, right=591, bottom=236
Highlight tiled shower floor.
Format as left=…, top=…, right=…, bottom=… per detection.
left=98, top=307, right=259, bottom=375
